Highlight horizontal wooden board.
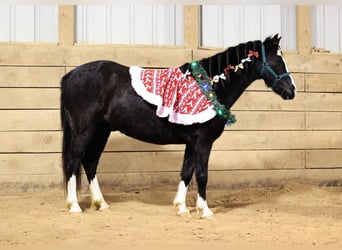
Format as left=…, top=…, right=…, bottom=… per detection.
left=275, top=53, right=342, bottom=74
left=0, top=44, right=192, bottom=68
left=0, top=66, right=65, bottom=87
left=0, top=153, right=61, bottom=175
left=305, top=73, right=342, bottom=93
left=231, top=111, right=305, bottom=131
left=0, top=150, right=305, bottom=177
left=306, top=150, right=342, bottom=169
left=0, top=131, right=62, bottom=153
left=0, top=110, right=61, bottom=131
left=234, top=91, right=342, bottom=112
left=215, top=131, right=342, bottom=150
left=209, top=150, right=305, bottom=170
left=1, top=130, right=342, bottom=153
left=0, top=88, right=59, bottom=109
left=0, top=110, right=304, bottom=131
left=292, top=73, right=305, bottom=91
left=2, top=88, right=342, bottom=112
left=306, top=112, right=342, bottom=130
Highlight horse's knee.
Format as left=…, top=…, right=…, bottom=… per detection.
left=195, top=172, right=208, bottom=186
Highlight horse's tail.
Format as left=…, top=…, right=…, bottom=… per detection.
left=60, top=74, right=82, bottom=191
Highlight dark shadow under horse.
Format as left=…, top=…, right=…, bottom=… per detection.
left=60, top=34, right=296, bottom=217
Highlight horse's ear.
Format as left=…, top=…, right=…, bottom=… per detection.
left=271, top=33, right=282, bottom=46
left=264, top=33, right=281, bottom=49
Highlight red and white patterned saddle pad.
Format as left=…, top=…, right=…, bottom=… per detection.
left=129, top=66, right=216, bottom=125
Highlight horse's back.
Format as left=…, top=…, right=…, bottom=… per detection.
left=61, top=60, right=129, bottom=106
left=61, top=60, right=128, bottom=89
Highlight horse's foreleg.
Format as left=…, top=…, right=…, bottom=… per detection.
left=67, top=174, right=82, bottom=213
left=195, top=146, right=214, bottom=218
left=196, top=193, right=213, bottom=218
left=89, top=175, right=109, bottom=210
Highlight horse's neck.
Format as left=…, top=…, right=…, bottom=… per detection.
left=201, top=49, right=260, bottom=109
left=201, top=41, right=261, bottom=108
left=223, top=72, right=258, bottom=109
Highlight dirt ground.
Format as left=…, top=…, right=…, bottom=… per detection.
left=1, top=183, right=342, bottom=247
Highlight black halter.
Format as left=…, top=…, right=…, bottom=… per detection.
left=260, top=43, right=291, bottom=87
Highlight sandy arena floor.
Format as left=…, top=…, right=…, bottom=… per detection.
left=1, top=183, right=342, bottom=247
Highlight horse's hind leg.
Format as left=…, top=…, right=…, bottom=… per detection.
left=66, top=173, right=82, bottom=213
left=82, top=125, right=111, bottom=211
left=174, top=145, right=194, bottom=216
left=65, top=135, right=89, bottom=213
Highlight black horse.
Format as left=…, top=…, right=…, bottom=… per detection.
left=61, top=34, right=296, bottom=217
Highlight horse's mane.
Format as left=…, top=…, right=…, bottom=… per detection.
left=202, top=40, right=262, bottom=77
left=180, top=39, right=263, bottom=84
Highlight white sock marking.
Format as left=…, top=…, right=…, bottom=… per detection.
left=66, top=174, right=82, bottom=213
left=196, top=194, right=214, bottom=218
left=89, top=175, right=109, bottom=210
left=173, top=181, right=189, bottom=215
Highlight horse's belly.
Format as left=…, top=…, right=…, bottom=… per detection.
left=107, top=93, right=188, bottom=145
left=117, top=123, right=184, bottom=145
left=111, top=113, right=184, bottom=145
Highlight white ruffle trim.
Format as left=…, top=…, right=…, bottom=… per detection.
left=129, top=66, right=216, bottom=125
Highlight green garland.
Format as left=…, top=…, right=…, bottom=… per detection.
left=190, top=61, right=236, bottom=125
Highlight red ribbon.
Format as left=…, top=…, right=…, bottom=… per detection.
left=223, top=64, right=235, bottom=74
left=248, top=50, right=259, bottom=58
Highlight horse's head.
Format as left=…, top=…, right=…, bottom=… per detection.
left=259, top=34, right=296, bottom=100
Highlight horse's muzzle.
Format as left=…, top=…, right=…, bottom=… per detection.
left=274, top=83, right=296, bottom=100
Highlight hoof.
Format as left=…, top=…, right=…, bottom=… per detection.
left=202, top=214, right=215, bottom=220
left=174, top=200, right=190, bottom=217
left=176, top=208, right=191, bottom=218
left=197, top=207, right=214, bottom=219
left=68, top=202, right=82, bottom=213
left=91, top=200, right=110, bottom=211
left=196, top=195, right=214, bottom=219
left=99, top=202, right=110, bottom=211
left=197, top=209, right=214, bottom=219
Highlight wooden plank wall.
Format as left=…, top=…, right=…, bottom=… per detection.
left=0, top=5, right=342, bottom=192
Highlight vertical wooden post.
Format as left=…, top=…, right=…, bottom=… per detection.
left=296, top=6, right=311, bottom=54
left=183, top=5, right=200, bottom=49
left=58, top=5, right=75, bottom=46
